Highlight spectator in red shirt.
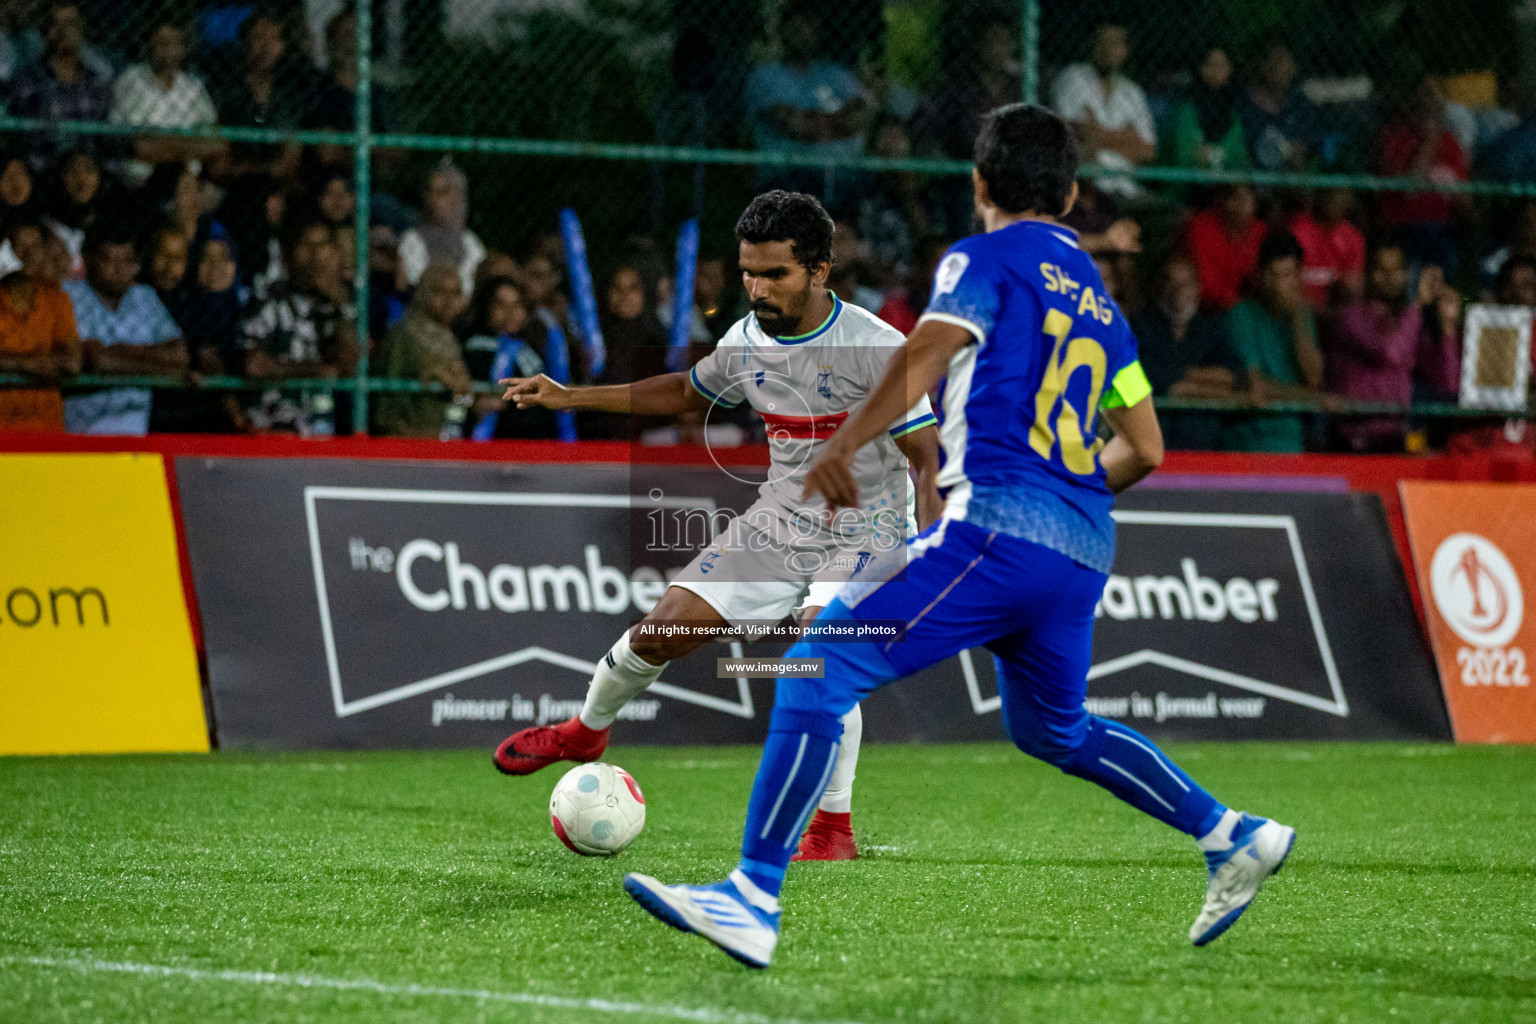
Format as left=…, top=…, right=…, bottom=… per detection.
left=1180, top=184, right=1266, bottom=311
left=1375, top=77, right=1470, bottom=274
left=1288, top=187, right=1365, bottom=310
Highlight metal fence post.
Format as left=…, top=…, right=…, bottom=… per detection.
left=1021, top=0, right=1040, bottom=105
left=351, top=0, right=374, bottom=435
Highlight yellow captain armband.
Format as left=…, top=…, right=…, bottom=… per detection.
left=1099, top=360, right=1152, bottom=410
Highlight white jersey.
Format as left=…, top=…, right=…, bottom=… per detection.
left=688, top=294, right=936, bottom=538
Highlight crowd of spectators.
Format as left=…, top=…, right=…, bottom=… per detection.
left=733, top=9, right=1533, bottom=455
left=0, top=2, right=1532, bottom=454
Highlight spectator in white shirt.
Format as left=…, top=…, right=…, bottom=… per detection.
left=109, top=16, right=224, bottom=187
left=1050, top=24, right=1156, bottom=198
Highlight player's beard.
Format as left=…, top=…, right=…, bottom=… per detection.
left=751, top=285, right=811, bottom=338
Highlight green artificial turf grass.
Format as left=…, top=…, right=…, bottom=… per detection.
left=1, top=742, right=1533, bottom=1024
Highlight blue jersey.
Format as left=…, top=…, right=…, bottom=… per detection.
left=920, top=219, right=1151, bottom=573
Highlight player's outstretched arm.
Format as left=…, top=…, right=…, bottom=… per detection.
left=803, top=320, right=973, bottom=510
left=1099, top=395, right=1165, bottom=495
left=500, top=372, right=711, bottom=417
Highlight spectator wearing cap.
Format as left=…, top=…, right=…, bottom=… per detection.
left=397, top=161, right=486, bottom=294
left=1238, top=41, right=1321, bottom=172
left=1219, top=229, right=1326, bottom=453
left=8, top=2, right=109, bottom=169
left=63, top=225, right=187, bottom=435
left=0, top=218, right=79, bottom=431
left=1051, top=25, right=1156, bottom=199
left=1287, top=188, right=1365, bottom=310
left=109, top=15, right=223, bottom=188
left=1180, top=184, right=1267, bottom=312
left=1324, top=243, right=1461, bottom=452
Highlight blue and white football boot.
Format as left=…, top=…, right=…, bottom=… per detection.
left=1190, top=813, right=1296, bottom=946
left=624, top=869, right=780, bottom=968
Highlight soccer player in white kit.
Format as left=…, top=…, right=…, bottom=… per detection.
left=491, top=191, right=943, bottom=860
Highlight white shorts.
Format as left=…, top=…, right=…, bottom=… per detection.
left=669, top=499, right=899, bottom=628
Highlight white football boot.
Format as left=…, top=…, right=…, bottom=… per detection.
left=1190, top=813, right=1296, bottom=946
left=624, top=869, right=780, bottom=968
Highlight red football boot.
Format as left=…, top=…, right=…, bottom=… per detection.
left=492, top=717, right=609, bottom=776
left=791, top=810, right=859, bottom=861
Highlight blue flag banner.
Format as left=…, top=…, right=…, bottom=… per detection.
left=666, top=218, right=699, bottom=373
left=470, top=336, right=525, bottom=442
left=542, top=318, right=578, bottom=442
left=559, top=208, right=605, bottom=381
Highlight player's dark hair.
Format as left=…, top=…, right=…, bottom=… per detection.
left=1256, top=228, right=1304, bottom=270
left=735, top=191, right=835, bottom=272
left=973, top=103, right=1078, bottom=217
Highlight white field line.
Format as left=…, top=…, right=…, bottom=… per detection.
left=6, top=956, right=867, bottom=1024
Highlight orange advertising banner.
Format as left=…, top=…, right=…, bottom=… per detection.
left=1400, top=482, right=1536, bottom=743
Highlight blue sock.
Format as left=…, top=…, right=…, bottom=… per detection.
left=1063, top=717, right=1225, bottom=837
left=735, top=708, right=844, bottom=897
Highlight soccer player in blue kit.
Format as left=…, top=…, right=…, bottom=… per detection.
left=622, top=103, right=1296, bottom=968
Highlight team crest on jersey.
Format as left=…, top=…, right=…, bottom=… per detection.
left=934, top=252, right=969, bottom=295
left=816, top=365, right=834, bottom=399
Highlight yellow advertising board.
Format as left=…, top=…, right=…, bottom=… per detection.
left=0, top=453, right=207, bottom=754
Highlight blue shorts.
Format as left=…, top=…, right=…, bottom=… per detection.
left=781, top=517, right=1108, bottom=759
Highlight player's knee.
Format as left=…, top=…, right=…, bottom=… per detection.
left=774, top=674, right=846, bottom=716
left=628, top=634, right=688, bottom=666
left=1010, top=729, right=1080, bottom=768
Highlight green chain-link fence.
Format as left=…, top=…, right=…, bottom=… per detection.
left=0, top=0, right=1533, bottom=437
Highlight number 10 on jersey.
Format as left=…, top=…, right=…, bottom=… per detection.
left=1030, top=308, right=1108, bottom=476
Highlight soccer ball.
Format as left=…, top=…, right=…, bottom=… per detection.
left=549, top=762, right=646, bottom=856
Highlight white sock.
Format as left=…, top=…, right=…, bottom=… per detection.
left=1197, top=808, right=1242, bottom=852
left=578, top=631, right=666, bottom=730
left=728, top=868, right=781, bottom=914
left=817, top=704, right=863, bottom=814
